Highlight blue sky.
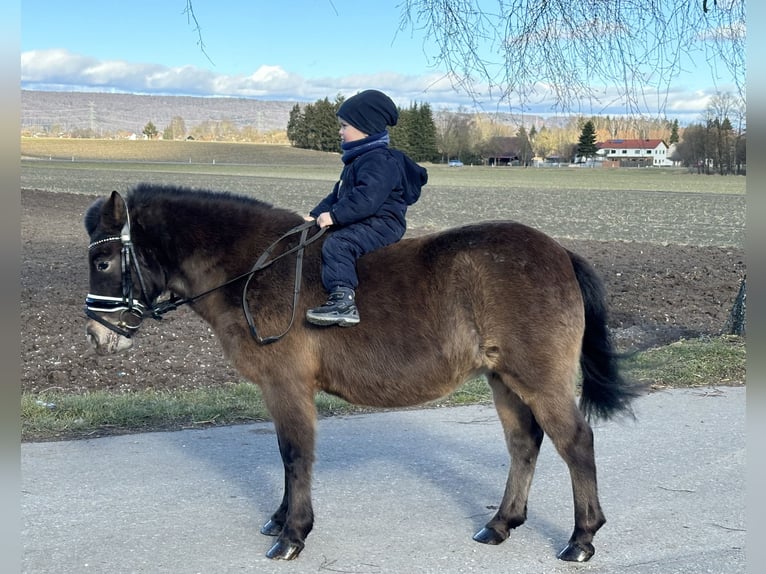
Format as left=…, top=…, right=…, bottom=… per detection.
left=21, top=0, right=743, bottom=121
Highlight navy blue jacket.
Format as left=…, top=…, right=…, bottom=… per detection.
left=310, top=146, right=427, bottom=240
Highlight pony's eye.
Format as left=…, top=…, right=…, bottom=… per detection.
left=96, top=261, right=109, bottom=271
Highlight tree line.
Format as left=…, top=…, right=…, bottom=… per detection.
left=669, top=94, right=746, bottom=175
left=35, top=91, right=743, bottom=175
left=283, top=95, right=744, bottom=172
left=286, top=95, right=440, bottom=163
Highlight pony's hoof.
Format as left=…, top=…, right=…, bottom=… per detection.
left=473, top=526, right=508, bottom=545
left=260, top=519, right=282, bottom=537
left=266, top=538, right=303, bottom=560
left=557, top=541, right=595, bottom=562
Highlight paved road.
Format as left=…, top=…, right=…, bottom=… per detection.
left=22, top=387, right=745, bottom=574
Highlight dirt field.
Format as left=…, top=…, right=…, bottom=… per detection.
left=21, top=187, right=746, bottom=395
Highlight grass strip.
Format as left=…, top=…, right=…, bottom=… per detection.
left=22, top=336, right=744, bottom=442
left=622, top=334, right=745, bottom=389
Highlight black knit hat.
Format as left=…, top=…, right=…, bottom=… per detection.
left=337, top=90, right=399, bottom=135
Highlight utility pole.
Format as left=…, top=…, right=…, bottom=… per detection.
left=89, top=101, right=96, bottom=136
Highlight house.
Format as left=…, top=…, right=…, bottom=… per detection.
left=596, top=139, right=675, bottom=167
left=482, top=136, right=521, bottom=166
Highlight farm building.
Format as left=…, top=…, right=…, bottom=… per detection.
left=482, top=136, right=522, bottom=166
left=596, top=139, right=676, bottom=167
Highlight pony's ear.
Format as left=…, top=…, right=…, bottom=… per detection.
left=84, top=197, right=105, bottom=234
left=84, top=191, right=127, bottom=236
left=105, top=190, right=127, bottom=228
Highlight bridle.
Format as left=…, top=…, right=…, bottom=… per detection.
left=85, top=204, right=154, bottom=339
left=85, top=193, right=326, bottom=345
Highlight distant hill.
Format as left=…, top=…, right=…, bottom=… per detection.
left=21, top=90, right=572, bottom=139
left=21, top=90, right=298, bottom=137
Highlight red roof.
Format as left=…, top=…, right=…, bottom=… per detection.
left=597, top=139, right=666, bottom=149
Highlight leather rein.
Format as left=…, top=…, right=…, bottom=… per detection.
left=85, top=193, right=326, bottom=345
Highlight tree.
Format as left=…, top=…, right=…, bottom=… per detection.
left=515, top=126, right=532, bottom=166
left=669, top=119, right=680, bottom=144
left=286, top=104, right=307, bottom=148
left=306, top=97, right=342, bottom=152
left=437, top=109, right=475, bottom=163
left=391, top=102, right=440, bottom=162
left=576, top=121, right=598, bottom=163
left=287, top=96, right=344, bottom=153
left=532, top=126, right=555, bottom=160
left=672, top=124, right=710, bottom=171
left=142, top=121, right=158, bottom=139
left=706, top=92, right=745, bottom=175
left=397, top=1, right=745, bottom=115
left=163, top=116, right=187, bottom=140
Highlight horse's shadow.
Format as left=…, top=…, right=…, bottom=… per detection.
left=170, top=404, right=573, bottom=555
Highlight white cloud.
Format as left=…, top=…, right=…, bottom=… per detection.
left=21, top=49, right=99, bottom=81
left=21, top=48, right=731, bottom=123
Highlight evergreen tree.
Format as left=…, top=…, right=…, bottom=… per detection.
left=392, top=103, right=419, bottom=157
left=286, top=96, right=437, bottom=161
left=389, top=106, right=412, bottom=155
left=669, top=119, right=680, bottom=144
left=391, top=102, right=439, bottom=162
left=142, top=121, right=158, bottom=139
left=286, top=104, right=306, bottom=147
left=415, top=103, right=439, bottom=162
left=302, top=103, right=319, bottom=150
left=311, top=97, right=341, bottom=152
left=577, top=120, right=598, bottom=161
left=286, top=97, right=344, bottom=152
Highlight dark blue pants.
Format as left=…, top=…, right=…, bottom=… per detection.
left=320, top=220, right=404, bottom=292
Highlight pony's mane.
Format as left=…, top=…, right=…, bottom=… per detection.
left=127, top=183, right=302, bottom=229
left=128, top=183, right=278, bottom=212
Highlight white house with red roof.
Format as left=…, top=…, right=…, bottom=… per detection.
left=596, top=139, right=676, bottom=167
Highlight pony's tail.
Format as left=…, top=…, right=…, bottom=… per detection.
left=568, top=251, right=646, bottom=422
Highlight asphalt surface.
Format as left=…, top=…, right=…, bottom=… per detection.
left=22, top=387, right=745, bottom=574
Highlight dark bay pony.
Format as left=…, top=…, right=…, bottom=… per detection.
left=84, top=184, right=642, bottom=562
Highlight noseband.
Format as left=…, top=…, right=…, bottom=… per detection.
left=85, top=193, right=326, bottom=344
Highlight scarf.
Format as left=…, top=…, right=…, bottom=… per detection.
left=341, top=131, right=390, bottom=164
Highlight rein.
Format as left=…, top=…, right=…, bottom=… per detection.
left=167, top=219, right=326, bottom=344
left=86, top=193, right=326, bottom=345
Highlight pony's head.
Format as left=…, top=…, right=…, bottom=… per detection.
left=83, top=191, right=148, bottom=355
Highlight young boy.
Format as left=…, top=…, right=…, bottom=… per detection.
left=306, top=89, right=428, bottom=327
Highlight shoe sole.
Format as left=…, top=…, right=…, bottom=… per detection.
left=306, top=314, right=360, bottom=327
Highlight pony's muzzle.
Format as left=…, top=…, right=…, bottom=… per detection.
left=85, top=320, right=133, bottom=355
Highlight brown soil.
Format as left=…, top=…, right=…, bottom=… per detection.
left=21, top=188, right=746, bottom=395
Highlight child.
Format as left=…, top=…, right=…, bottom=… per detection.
left=306, top=89, right=428, bottom=327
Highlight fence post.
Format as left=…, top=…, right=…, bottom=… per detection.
left=724, top=275, right=746, bottom=336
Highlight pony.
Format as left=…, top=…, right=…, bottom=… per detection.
left=83, top=183, right=642, bottom=561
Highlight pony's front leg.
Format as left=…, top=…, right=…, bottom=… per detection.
left=260, top=391, right=317, bottom=560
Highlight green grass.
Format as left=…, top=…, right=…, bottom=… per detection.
left=22, top=336, right=744, bottom=442
left=622, top=335, right=746, bottom=389
left=22, top=382, right=268, bottom=442
left=21, top=377, right=493, bottom=442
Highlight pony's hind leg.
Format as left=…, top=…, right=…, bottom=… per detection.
left=474, top=373, right=544, bottom=545
left=530, top=394, right=606, bottom=562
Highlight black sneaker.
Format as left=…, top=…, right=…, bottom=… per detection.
left=306, top=288, right=360, bottom=327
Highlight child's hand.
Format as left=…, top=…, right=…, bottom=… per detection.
left=316, top=212, right=334, bottom=228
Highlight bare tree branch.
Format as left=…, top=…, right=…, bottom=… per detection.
left=398, top=0, right=745, bottom=115
left=183, top=0, right=214, bottom=65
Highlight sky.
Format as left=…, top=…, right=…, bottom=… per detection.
left=20, top=0, right=744, bottom=123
